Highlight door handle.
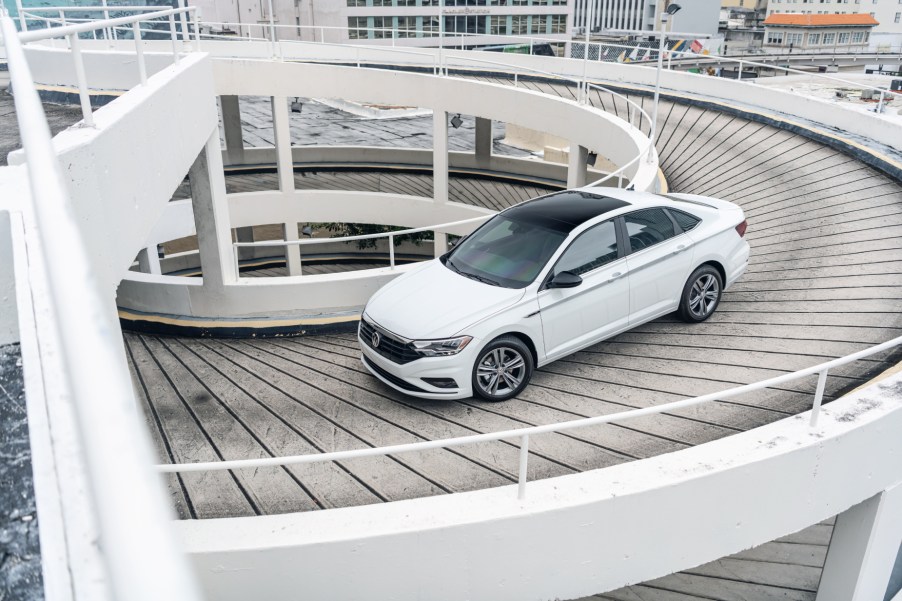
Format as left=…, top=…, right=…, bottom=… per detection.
left=609, top=271, right=625, bottom=281
left=672, top=244, right=687, bottom=255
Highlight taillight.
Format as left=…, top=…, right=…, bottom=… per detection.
left=735, top=219, right=748, bottom=238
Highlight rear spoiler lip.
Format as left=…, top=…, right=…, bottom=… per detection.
left=662, top=193, right=743, bottom=212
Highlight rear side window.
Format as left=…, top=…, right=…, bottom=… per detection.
left=555, top=221, right=619, bottom=276
left=623, top=208, right=676, bottom=252
left=668, top=208, right=701, bottom=232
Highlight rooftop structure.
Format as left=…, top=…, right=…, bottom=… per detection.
left=763, top=12, right=879, bottom=50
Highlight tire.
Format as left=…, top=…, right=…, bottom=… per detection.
left=677, top=265, right=723, bottom=323
left=471, top=335, right=534, bottom=402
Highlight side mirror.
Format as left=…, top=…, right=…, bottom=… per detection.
left=548, top=271, right=583, bottom=289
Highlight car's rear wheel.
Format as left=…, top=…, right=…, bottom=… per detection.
left=678, top=265, right=723, bottom=323
left=472, top=336, right=533, bottom=402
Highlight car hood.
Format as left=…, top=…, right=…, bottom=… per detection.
left=365, top=260, right=525, bottom=339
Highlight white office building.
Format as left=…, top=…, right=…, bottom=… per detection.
left=192, top=0, right=574, bottom=48
left=572, top=0, right=721, bottom=35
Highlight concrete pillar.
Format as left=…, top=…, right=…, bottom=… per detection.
left=136, top=246, right=161, bottom=275
left=475, top=117, right=492, bottom=167
left=0, top=211, right=19, bottom=345
left=235, top=227, right=255, bottom=263
left=272, top=95, right=301, bottom=273
left=567, top=143, right=588, bottom=189
left=221, top=95, right=244, bottom=166
left=816, top=482, right=902, bottom=601
left=433, top=110, right=449, bottom=204
left=433, top=232, right=448, bottom=258
left=189, top=131, right=237, bottom=288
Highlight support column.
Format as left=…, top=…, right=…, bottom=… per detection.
left=272, top=95, right=302, bottom=275
left=816, top=482, right=902, bottom=601
left=236, top=226, right=255, bottom=262
left=189, top=131, right=236, bottom=288
left=474, top=117, right=492, bottom=168
left=567, top=143, right=588, bottom=189
left=136, top=246, right=161, bottom=275
left=220, top=95, right=245, bottom=166
left=433, top=110, right=450, bottom=258
left=433, top=110, right=449, bottom=204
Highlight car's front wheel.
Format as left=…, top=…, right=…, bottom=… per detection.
left=471, top=336, right=534, bottom=402
left=678, top=265, right=723, bottom=323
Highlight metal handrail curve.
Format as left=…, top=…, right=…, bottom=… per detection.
left=156, top=332, right=902, bottom=501
left=0, top=13, right=203, bottom=601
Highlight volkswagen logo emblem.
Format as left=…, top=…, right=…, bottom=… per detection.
left=371, top=331, right=381, bottom=348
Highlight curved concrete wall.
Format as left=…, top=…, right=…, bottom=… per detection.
left=179, top=375, right=902, bottom=601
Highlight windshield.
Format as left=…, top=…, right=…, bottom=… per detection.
left=443, top=215, right=567, bottom=289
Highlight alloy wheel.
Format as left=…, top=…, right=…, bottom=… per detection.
left=475, top=347, right=526, bottom=398
left=688, top=273, right=720, bottom=318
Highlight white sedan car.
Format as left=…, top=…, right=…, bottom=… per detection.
left=359, top=187, right=749, bottom=401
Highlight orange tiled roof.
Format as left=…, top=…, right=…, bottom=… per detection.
left=763, top=13, right=879, bottom=27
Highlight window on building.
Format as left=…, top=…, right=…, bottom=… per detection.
left=550, top=14, right=567, bottom=33
left=396, top=16, right=415, bottom=37
left=851, top=31, right=864, bottom=42
left=808, top=32, right=821, bottom=44
left=838, top=31, right=850, bottom=43
left=766, top=31, right=784, bottom=44
left=489, top=15, right=506, bottom=34
left=823, top=31, right=835, bottom=44
left=422, top=15, right=440, bottom=36
left=787, top=32, right=803, bottom=45
left=529, top=15, right=547, bottom=34
left=347, top=0, right=366, bottom=5
left=512, top=15, right=527, bottom=34
left=896, top=11, right=902, bottom=22
left=348, top=16, right=368, bottom=39
left=372, top=16, right=388, bottom=38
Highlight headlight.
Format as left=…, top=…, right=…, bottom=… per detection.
left=410, top=336, right=473, bottom=357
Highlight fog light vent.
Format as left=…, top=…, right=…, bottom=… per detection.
left=422, top=377, right=458, bottom=389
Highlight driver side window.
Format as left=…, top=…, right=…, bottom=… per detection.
left=554, top=221, right=619, bottom=276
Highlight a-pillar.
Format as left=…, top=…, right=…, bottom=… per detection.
left=136, top=246, right=161, bottom=275
left=567, top=143, right=588, bottom=189
left=475, top=117, right=492, bottom=168
left=816, top=482, right=902, bottom=601
left=221, top=95, right=244, bottom=166
left=189, top=131, right=236, bottom=289
left=272, top=95, right=302, bottom=276
left=433, top=109, right=449, bottom=256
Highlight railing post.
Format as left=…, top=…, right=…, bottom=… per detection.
left=389, top=234, right=395, bottom=269
left=737, top=59, right=743, bottom=81
left=877, top=90, right=886, bottom=114
left=168, top=14, right=180, bottom=64
left=267, top=0, right=277, bottom=58
left=177, top=0, right=190, bottom=42
left=68, top=34, right=94, bottom=127
left=133, top=22, right=147, bottom=85
left=517, top=434, right=529, bottom=500
left=514, top=72, right=518, bottom=87
left=809, top=368, right=829, bottom=427
left=233, top=244, right=240, bottom=277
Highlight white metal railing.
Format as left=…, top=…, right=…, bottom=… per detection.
left=15, top=5, right=198, bottom=126
left=0, top=13, right=202, bottom=601
left=196, top=19, right=902, bottom=114
left=231, top=215, right=491, bottom=275
left=157, top=333, right=902, bottom=501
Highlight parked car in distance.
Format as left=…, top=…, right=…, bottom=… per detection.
left=359, top=187, right=749, bottom=401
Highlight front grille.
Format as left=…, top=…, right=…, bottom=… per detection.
left=362, top=356, right=427, bottom=393
left=359, top=319, right=420, bottom=365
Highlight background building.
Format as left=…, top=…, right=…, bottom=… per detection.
left=573, top=0, right=721, bottom=35
left=192, top=0, right=573, bottom=48
left=762, top=13, right=877, bottom=51
left=766, top=0, right=902, bottom=49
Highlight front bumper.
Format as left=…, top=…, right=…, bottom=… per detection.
left=358, top=331, right=479, bottom=400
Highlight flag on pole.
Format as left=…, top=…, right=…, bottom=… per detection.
left=642, top=48, right=651, bottom=61
left=617, top=51, right=626, bottom=63
left=690, top=39, right=703, bottom=53
left=628, top=46, right=639, bottom=61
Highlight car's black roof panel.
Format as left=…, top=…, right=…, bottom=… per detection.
left=504, top=191, right=630, bottom=233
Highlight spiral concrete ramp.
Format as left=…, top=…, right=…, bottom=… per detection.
left=127, top=86, right=902, bottom=599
